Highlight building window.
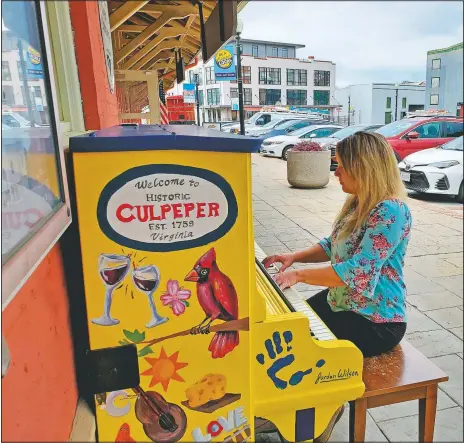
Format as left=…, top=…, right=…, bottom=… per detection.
left=402, top=97, right=407, bottom=108
left=259, top=67, right=281, bottom=85
left=207, top=88, right=220, bottom=105
left=314, top=70, right=330, bottom=87
left=259, top=89, right=281, bottom=105
left=313, top=90, right=329, bottom=105
left=252, top=45, right=258, bottom=57
left=430, top=94, right=439, bottom=105
left=287, top=69, right=307, bottom=86
left=230, top=88, right=238, bottom=99
left=189, top=70, right=203, bottom=86
left=2, top=85, right=15, bottom=106
left=231, top=66, right=251, bottom=84
left=1, top=0, right=69, bottom=270
left=2, top=61, right=11, bottom=80
left=272, top=47, right=278, bottom=57
left=205, top=66, right=215, bottom=85
left=242, top=66, right=251, bottom=84
left=431, top=77, right=440, bottom=88
left=282, top=48, right=288, bottom=58
left=244, top=88, right=252, bottom=105
left=386, top=97, right=392, bottom=109
left=287, top=89, right=307, bottom=105
left=198, top=90, right=204, bottom=106
left=385, top=112, right=392, bottom=124
left=432, top=58, right=441, bottom=69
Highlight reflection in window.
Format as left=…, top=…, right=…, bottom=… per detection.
left=243, top=88, right=252, bottom=105
left=2, top=0, right=63, bottom=260
left=313, top=90, right=329, bottom=105
left=287, top=89, right=307, bottom=105
left=259, top=89, right=281, bottom=105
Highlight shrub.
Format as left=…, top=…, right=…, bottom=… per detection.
left=292, top=140, right=324, bottom=152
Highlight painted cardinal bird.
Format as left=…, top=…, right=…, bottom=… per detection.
left=115, top=423, right=136, bottom=443
left=185, top=248, right=239, bottom=359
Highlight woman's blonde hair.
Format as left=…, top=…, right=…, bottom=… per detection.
left=334, top=131, right=406, bottom=237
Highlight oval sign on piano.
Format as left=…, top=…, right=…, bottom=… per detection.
left=97, top=164, right=238, bottom=252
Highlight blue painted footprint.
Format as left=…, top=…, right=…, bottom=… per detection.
left=256, top=331, right=325, bottom=390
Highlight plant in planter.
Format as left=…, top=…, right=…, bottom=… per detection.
left=286, top=140, right=331, bottom=189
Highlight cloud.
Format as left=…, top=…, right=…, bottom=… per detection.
left=239, top=1, right=463, bottom=87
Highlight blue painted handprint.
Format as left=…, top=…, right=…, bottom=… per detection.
left=256, top=331, right=325, bottom=390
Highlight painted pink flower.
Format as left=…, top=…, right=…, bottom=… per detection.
left=160, top=280, right=191, bottom=316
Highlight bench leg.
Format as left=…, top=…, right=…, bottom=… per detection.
left=419, top=384, right=438, bottom=443
left=349, top=398, right=367, bottom=443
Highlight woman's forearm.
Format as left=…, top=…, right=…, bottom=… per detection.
left=292, top=244, right=330, bottom=264
left=296, top=265, right=346, bottom=287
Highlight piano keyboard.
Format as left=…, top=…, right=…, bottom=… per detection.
left=255, top=243, right=335, bottom=341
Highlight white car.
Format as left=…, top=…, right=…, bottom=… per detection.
left=260, top=124, right=343, bottom=160
left=398, top=136, right=463, bottom=202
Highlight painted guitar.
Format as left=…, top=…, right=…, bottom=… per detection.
left=133, top=386, right=187, bottom=443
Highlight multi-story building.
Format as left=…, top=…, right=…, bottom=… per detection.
left=2, top=30, right=49, bottom=125
left=425, top=42, right=463, bottom=115
left=334, top=82, right=425, bottom=125
left=168, top=38, right=337, bottom=123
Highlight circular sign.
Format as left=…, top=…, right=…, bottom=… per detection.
left=97, top=165, right=238, bottom=252
left=215, top=48, right=233, bottom=69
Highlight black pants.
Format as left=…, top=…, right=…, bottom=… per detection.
left=307, top=289, right=406, bottom=358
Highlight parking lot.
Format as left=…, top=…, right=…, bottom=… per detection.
left=252, top=154, right=463, bottom=442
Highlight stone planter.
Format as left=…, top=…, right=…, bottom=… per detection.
left=287, top=150, right=331, bottom=188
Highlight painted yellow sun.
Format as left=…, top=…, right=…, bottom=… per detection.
left=141, top=347, right=188, bottom=391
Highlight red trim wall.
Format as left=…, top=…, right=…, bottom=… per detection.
left=69, top=0, right=119, bottom=130
left=2, top=245, right=78, bottom=441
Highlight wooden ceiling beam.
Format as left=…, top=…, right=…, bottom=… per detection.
left=110, top=1, right=150, bottom=32
left=121, top=24, right=186, bottom=70
left=115, top=8, right=198, bottom=64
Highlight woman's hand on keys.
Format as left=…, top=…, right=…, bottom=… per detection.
left=262, top=253, right=295, bottom=272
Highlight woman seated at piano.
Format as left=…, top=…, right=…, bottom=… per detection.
left=263, top=131, right=412, bottom=359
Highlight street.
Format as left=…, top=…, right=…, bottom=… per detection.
left=252, top=154, right=463, bottom=442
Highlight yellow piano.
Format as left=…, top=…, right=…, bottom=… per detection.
left=253, top=242, right=364, bottom=441
left=70, top=125, right=364, bottom=443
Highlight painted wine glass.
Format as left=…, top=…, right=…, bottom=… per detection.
left=92, top=253, right=131, bottom=326
left=132, top=264, right=168, bottom=328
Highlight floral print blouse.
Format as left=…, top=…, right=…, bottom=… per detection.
left=319, top=199, right=412, bottom=323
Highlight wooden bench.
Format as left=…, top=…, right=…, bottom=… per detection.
left=349, top=341, right=448, bottom=443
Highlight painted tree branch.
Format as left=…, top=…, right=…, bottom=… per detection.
left=141, top=317, right=250, bottom=347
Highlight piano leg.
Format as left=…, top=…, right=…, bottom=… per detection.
left=349, top=398, right=367, bottom=443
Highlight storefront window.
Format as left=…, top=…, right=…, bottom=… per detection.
left=2, top=1, right=64, bottom=262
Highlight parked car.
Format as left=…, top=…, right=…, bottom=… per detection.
left=375, top=116, right=463, bottom=161
left=398, top=136, right=463, bottom=201
left=250, top=118, right=329, bottom=139
left=2, top=112, right=31, bottom=128
left=246, top=118, right=303, bottom=137
left=224, top=111, right=314, bottom=133
left=260, top=124, right=343, bottom=160
left=320, top=124, right=383, bottom=168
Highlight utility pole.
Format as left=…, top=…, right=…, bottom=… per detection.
left=194, top=73, right=200, bottom=126
left=236, top=21, right=245, bottom=135
left=347, top=94, right=351, bottom=126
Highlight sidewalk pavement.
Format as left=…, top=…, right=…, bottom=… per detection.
left=252, top=154, right=463, bottom=442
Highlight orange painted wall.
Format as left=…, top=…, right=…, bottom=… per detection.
left=69, top=0, right=119, bottom=130
left=2, top=245, right=78, bottom=442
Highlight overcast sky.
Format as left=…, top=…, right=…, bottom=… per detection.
left=239, top=1, right=463, bottom=87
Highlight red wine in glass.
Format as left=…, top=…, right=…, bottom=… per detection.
left=132, top=265, right=168, bottom=328
left=92, top=253, right=130, bottom=326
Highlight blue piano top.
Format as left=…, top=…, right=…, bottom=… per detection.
left=69, top=124, right=260, bottom=154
